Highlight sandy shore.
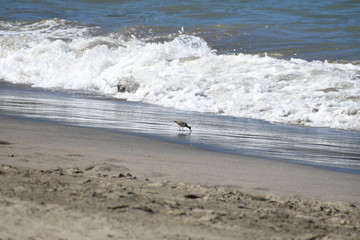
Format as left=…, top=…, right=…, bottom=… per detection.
left=0, top=116, right=359, bottom=239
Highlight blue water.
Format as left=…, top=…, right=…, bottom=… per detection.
left=1, top=0, right=360, bottom=173
left=1, top=0, right=359, bottom=60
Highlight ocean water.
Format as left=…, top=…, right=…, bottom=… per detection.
left=1, top=0, right=360, bottom=172
left=1, top=82, right=359, bottom=174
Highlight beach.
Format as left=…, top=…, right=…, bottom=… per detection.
left=1, top=116, right=359, bottom=239
left=1, top=0, right=360, bottom=239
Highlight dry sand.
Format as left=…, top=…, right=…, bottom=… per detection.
left=0, top=116, right=359, bottom=239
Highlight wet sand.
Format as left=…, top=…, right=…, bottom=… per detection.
left=0, top=116, right=359, bottom=239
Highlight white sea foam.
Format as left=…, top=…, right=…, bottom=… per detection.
left=0, top=19, right=98, bottom=38
left=1, top=20, right=359, bottom=130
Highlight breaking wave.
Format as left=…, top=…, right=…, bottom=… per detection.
left=1, top=19, right=359, bottom=130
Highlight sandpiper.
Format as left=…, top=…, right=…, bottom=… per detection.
left=174, top=121, right=192, bottom=132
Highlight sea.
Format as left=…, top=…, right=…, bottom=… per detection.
left=0, top=0, right=359, bottom=174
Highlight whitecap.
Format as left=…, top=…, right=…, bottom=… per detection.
left=1, top=19, right=359, bottom=130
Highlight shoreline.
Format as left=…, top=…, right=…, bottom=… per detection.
left=1, top=116, right=360, bottom=203
left=1, top=116, right=360, bottom=239
left=2, top=82, right=360, bottom=174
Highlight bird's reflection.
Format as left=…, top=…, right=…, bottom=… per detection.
left=177, top=131, right=191, bottom=138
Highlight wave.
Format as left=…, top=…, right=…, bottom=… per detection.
left=1, top=19, right=359, bottom=130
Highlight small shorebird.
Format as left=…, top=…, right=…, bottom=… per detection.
left=174, top=121, right=192, bottom=132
